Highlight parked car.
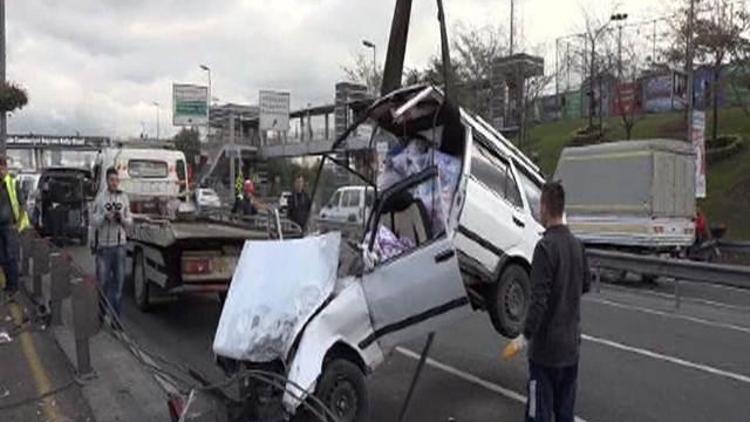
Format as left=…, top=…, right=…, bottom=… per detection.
left=213, top=84, right=545, bottom=421
left=36, top=167, right=95, bottom=244
left=196, top=188, right=222, bottom=210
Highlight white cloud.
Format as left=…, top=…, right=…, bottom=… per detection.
left=6, top=0, right=656, bottom=139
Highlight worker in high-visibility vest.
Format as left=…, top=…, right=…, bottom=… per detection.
left=0, top=156, right=30, bottom=302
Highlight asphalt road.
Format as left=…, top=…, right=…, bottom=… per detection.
left=68, top=246, right=750, bottom=422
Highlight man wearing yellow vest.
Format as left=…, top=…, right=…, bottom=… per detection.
left=0, top=156, right=30, bottom=302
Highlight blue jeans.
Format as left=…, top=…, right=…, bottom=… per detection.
left=96, top=246, right=126, bottom=316
left=0, top=225, right=19, bottom=292
left=526, top=362, right=578, bottom=422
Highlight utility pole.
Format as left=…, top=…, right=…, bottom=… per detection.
left=686, top=0, right=696, bottom=142
left=0, top=0, right=6, bottom=155
left=381, top=0, right=412, bottom=96
left=555, top=37, right=560, bottom=97
left=509, top=0, right=515, bottom=55
left=152, top=102, right=160, bottom=141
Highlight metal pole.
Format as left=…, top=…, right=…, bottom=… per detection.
left=686, top=0, right=696, bottom=142
left=555, top=37, right=560, bottom=97
left=229, top=113, right=236, bottom=196
left=509, top=0, right=515, bottom=56
left=589, top=37, right=596, bottom=128
left=381, top=0, right=413, bottom=96
left=618, top=24, right=623, bottom=79
left=398, top=332, right=435, bottom=422
left=0, top=0, right=6, bottom=155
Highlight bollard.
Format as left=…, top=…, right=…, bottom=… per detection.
left=71, top=275, right=99, bottom=379
left=49, top=253, right=72, bottom=326
left=31, top=239, right=50, bottom=298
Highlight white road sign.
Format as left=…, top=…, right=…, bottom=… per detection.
left=173, top=83, right=209, bottom=126
left=259, top=90, right=290, bottom=131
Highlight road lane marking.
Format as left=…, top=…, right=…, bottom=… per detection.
left=602, top=284, right=750, bottom=312
left=582, top=334, right=750, bottom=385
left=586, top=296, right=750, bottom=335
left=10, top=303, right=61, bottom=421
left=395, top=347, right=589, bottom=422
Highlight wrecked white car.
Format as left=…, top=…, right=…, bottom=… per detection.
left=212, top=84, right=545, bottom=421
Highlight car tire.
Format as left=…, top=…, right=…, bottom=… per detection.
left=133, top=250, right=151, bottom=312
left=295, top=359, right=369, bottom=422
left=488, top=264, right=531, bottom=338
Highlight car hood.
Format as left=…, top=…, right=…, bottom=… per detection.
left=213, top=232, right=341, bottom=362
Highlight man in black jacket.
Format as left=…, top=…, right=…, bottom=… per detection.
left=508, top=181, right=590, bottom=422
left=287, top=175, right=310, bottom=230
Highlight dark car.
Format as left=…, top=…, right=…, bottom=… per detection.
left=35, top=167, right=95, bottom=244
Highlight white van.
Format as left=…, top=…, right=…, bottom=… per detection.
left=318, top=186, right=374, bottom=225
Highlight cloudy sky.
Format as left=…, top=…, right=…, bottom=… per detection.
left=6, top=0, right=664, bottom=139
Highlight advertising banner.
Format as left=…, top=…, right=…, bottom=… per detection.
left=613, top=82, right=641, bottom=116
left=691, top=110, right=706, bottom=198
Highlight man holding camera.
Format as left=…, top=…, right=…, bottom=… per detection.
left=92, top=167, right=132, bottom=319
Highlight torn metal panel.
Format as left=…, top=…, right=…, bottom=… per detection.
left=212, top=233, right=341, bottom=362
left=282, top=280, right=383, bottom=413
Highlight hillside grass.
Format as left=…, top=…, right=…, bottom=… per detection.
left=525, top=107, right=750, bottom=240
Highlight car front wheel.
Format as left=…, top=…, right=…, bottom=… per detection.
left=295, top=358, right=369, bottom=422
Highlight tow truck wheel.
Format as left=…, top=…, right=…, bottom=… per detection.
left=488, top=264, right=530, bottom=338
left=133, top=250, right=151, bottom=312
left=298, top=359, right=369, bottom=422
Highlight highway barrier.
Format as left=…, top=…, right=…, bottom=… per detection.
left=587, top=248, right=750, bottom=309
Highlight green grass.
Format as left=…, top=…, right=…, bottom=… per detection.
left=525, top=107, right=750, bottom=240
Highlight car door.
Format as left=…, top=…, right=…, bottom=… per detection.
left=359, top=167, right=472, bottom=353
left=456, top=129, right=525, bottom=271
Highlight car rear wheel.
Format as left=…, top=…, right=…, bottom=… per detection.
left=133, top=250, right=151, bottom=312
left=488, top=264, right=530, bottom=338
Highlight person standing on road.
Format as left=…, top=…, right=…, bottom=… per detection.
left=287, top=175, right=311, bottom=230
left=232, top=179, right=259, bottom=216
left=0, top=156, right=30, bottom=302
left=507, top=181, right=591, bottom=422
left=92, top=167, right=132, bottom=319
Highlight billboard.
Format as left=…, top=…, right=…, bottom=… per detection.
left=172, top=83, right=208, bottom=126
left=613, top=82, right=641, bottom=116
left=259, top=90, right=291, bottom=131
left=691, top=110, right=706, bottom=198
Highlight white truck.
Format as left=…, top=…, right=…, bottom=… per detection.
left=554, top=139, right=697, bottom=254
left=90, top=144, right=301, bottom=309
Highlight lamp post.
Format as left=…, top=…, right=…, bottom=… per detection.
left=587, top=16, right=619, bottom=131
left=152, top=101, right=160, bottom=141
left=362, top=39, right=377, bottom=93
left=610, top=13, right=629, bottom=79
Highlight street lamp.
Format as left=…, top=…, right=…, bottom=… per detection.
left=152, top=101, right=160, bottom=141
left=610, top=13, right=629, bottom=79
left=587, top=15, right=621, bottom=131
left=362, top=39, right=377, bottom=93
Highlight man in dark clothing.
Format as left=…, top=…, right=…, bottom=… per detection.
left=287, top=176, right=310, bottom=230
left=508, top=181, right=590, bottom=422
left=232, top=179, right=258, bottom=217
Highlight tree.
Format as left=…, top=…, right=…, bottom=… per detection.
left=665, top=0, right=750, bottom=141
left=0, top=81, right=27, bottom=113
left=342, top=53, right=383, bottom=95
left=173, top=128, right=201, bottom=166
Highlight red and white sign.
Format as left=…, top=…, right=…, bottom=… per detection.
left=613, top=82, right=641, bottom=116
left=691, top=110, right=706, bottom=198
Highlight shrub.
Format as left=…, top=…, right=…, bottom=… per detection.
left=707, top=134, right=744, bottom=164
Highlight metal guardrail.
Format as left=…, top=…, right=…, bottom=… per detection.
left=718, top=240, right=750, bottom=255
left=587, top=249, right=750, bottom=290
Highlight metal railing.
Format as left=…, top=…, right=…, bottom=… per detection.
left=718, top=240, right=750, bottom=255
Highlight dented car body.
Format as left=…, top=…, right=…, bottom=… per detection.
left=213, top=84, right=545, bottom=420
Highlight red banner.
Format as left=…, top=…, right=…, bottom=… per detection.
left=613, top=82, right=641, bottom=116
